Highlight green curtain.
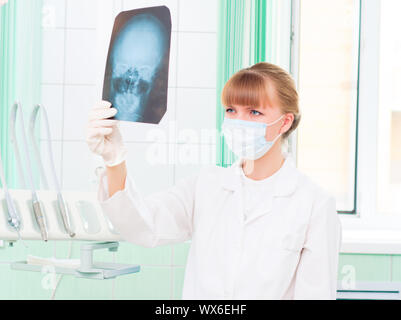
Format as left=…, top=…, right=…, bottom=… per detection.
left=216, top=0, right=292, bottom=167
left=0, top=0, right=42, bottom=188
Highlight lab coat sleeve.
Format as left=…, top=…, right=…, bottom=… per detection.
left=293, top=195, right=342, bottom=300
left=97, top=170, right=197, bottom=248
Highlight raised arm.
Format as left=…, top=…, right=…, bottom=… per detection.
left=86, top=100, right=197, bottom=247
left=106, top=161, right=127, bottom=197
left=98, top=171, right=197, bottom=247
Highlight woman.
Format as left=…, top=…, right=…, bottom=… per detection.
left=86, top=62, right=342, bottom=299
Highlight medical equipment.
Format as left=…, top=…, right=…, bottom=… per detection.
left=0, top=188, right=141, bottom=281
left=29, top=104, right=75, bottom=238
left=1, top=102, right=141, bottom=283
left=0, top=189, right=120, bottom=240
left=26, top=253, right=80, bottom=268
left=0, top=148, right=22, bottom=233
left=11, top=241, right=140, bottom=280
left=10, top=102, right=48, bottom=241
left=103, top=6, right=171, bottom=124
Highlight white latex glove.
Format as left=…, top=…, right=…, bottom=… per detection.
left=86, top=100, right=127, bottom=167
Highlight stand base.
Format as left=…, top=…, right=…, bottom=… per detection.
left=10, top=241, right=141, bottom=280
left=11, top=260, right=140, bottom=279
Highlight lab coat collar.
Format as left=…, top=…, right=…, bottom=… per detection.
left=221, top=152, right=299, bottom=198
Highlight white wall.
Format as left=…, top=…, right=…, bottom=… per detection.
left=40, top=0, right=217, bottom=194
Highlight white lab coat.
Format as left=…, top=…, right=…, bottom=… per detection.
left=98, top=152, right=342, bottom=300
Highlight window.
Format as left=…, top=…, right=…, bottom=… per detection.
left=296, top=0, right=360, bottom=213
left=376, top=0, right=401, bottom=216
left=296, top=0, right=401, bottom=224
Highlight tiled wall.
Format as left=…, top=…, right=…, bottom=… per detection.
left=338, top=253, right=401, bottom=284
left=0, top=0, right=216, bottom=299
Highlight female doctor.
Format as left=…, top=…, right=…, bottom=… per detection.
left=86, top=62, right=342, bottom=300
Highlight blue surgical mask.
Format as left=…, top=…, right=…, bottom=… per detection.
left=221, top=115, right=284, bottom=160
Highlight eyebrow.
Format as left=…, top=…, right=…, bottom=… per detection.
left=245, top=105, right=263, bottom=110
left=226, top=105, right=266, bottom=113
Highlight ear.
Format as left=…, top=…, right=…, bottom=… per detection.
left=280, top=113, right=294, bottom=135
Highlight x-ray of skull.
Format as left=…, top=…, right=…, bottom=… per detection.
left=102, top=6, right=171, bottom=123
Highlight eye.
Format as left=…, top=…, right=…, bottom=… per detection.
left=225, top=107, right=235, bottom=113
left=137, top=79, right=150, bottom=94
left=250, top=110, right=262, bottom=116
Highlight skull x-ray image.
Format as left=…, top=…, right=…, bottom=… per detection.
left=102, top=6, right=171, bottom=123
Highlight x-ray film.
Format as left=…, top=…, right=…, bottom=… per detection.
left=102, top=6, right=171, bottom=123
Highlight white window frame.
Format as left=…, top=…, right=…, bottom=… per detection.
left=291, top=0, right=401, bottom=254
left=341, top=0, right=401, bottom=254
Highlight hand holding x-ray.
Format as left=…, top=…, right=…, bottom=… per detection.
left=86, top=100, right=127, bottom=167
left=102, top=6, right=172, bottom=124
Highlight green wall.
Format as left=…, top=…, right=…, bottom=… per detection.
left=338, top=253, right=399, bottom=283
left=1, top=242, right=397, bottom=300
left=0, top=240, right=191, bottom=299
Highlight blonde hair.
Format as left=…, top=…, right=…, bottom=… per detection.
left=221, top=62, right=300, bottom=140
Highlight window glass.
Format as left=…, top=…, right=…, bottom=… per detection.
left=296, top=0, right=360, bottom=212
left=377, top=0, right=401, bottom=216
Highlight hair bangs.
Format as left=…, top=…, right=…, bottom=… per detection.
left=221, top=71, right=272, bottom=109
